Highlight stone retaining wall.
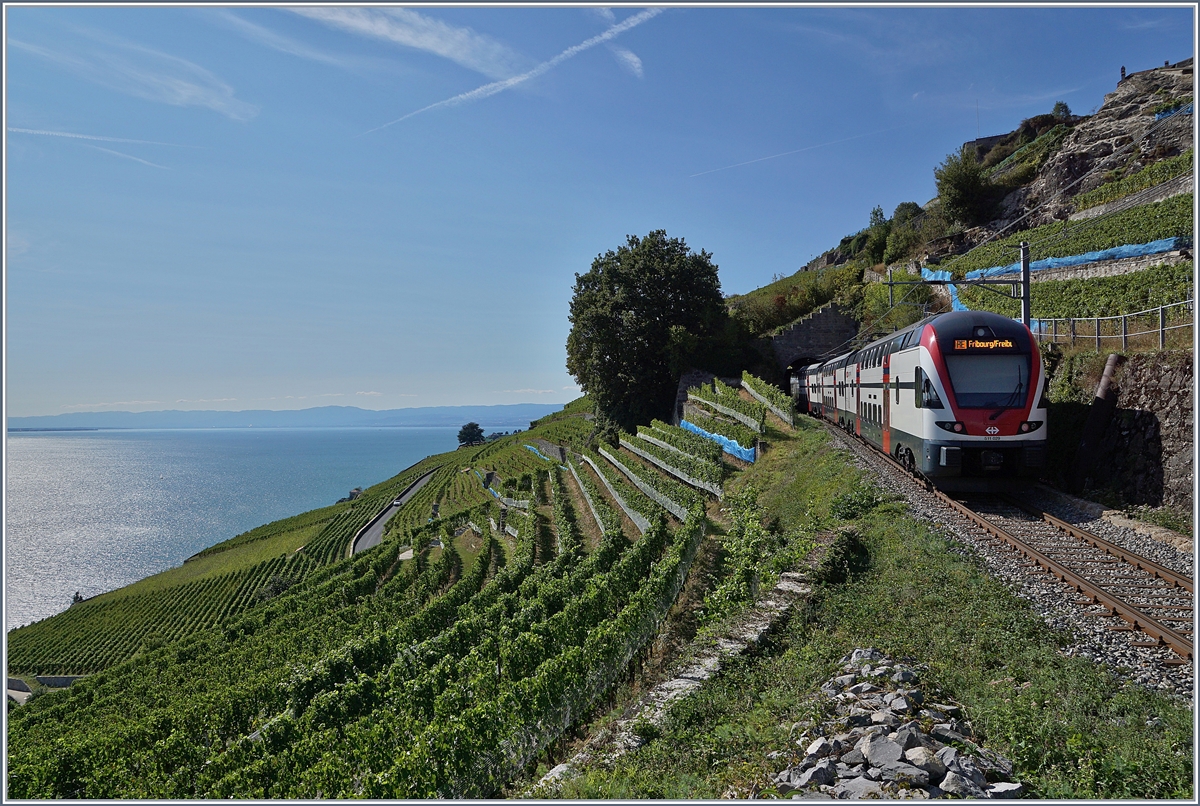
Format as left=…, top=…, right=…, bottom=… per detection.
left=984, top=250, right=1191, bottom=284
left=1087, top=350, right=1193, bottom=512
left=771, top=302, right=861, bottom=370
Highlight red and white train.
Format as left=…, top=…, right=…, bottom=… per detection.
left=791, top=310, right=1046, bottom=490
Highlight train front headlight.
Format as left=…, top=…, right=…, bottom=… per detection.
left=1018, top=421, right=1043, bottom=433
left=935, top=421, right=965, bottom=433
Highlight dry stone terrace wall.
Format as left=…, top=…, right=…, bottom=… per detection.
left=1087, top=350, right=1194, bottom=513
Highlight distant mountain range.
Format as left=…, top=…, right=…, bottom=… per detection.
left=7, top=404, right=565, bottom=431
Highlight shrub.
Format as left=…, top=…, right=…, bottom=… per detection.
left=830, top=486, right=885, bottom=520
left=935, top=145, right=999, bottom=226
left=643, top=420, right=723, bottom=463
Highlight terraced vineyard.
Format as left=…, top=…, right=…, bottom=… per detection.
left=6, top=456, right=444, bottom=675
left=8, top=381, right=803, bottom=797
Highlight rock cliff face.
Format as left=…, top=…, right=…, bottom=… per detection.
left=1022, top=67, right=1194, bottom=226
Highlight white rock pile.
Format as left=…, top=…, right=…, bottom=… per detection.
left=770, top=648, right=1026, bottom=800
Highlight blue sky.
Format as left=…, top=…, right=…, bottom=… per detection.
left=5, top=4, right=1194, bottom=416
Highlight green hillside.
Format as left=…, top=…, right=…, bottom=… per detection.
left=7, top=378, right=778, bottom=797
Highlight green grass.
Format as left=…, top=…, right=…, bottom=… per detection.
left=1126, top=505, right=1193, bottom=538
left=551, top=416, right=1193, bottom=800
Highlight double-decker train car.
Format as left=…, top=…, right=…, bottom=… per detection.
left=791, top=310, right=1046, bottom=490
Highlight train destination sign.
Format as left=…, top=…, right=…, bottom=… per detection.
left=954, top=338, right=1015, bottom=350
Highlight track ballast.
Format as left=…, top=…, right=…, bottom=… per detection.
left=821, top=420, right=1194, bottom=700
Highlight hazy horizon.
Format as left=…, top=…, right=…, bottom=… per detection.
left=7, top=401, right=565, bottom=428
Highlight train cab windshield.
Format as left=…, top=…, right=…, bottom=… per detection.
left=943, top=354, right=1029, bottom=408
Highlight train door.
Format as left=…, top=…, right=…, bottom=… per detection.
left=882, top=352, right=891, bottom=454
left=855, top=363, right=861, bottom=436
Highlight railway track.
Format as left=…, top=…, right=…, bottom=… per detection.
left=824, top=425, right=1194, bottom=665
left=945, top=493, right=1192, bottom=663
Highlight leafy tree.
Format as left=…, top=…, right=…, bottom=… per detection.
left=934, top=145, right=998, bottom=226
left=891, top=201, right=924, bottom=226
left=458, top=422, right=484, bottom=445
left=566, top=230, right=727, bottom=431
left=868, top=205, right=886, bottom=229
left=1052, top=101, right=1072, bottom=119
left=864, top=205, right=891, bottom=265
left=883, top=201, right=927, bottom=265
left=861, top=278, right=939, bottom=334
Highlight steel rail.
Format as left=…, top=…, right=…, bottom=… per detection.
left=829, top=424, right=1193, bottom=661
left=933, top=491, right=1192, bottom=661
left=998, top=495, right=1193, bottom=593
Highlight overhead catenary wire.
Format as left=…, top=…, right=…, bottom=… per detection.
left=925, top=109, right=1185, bottom=277
left=789, top=102, right=1190, bottom=365
left=812, top=279, right=936, bottom=362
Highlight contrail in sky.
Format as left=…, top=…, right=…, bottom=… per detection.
left=86, top=145, right=169, bottom=169
left=7, top=127, right=200, bottom=147
left=689, top=125, right=907, bottom=178
left=364, top=7, right=663, bottom=134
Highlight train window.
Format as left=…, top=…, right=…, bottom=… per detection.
left=944, top=354, right=1029, bottom=408
left=923, top=377, right=944, bottom=409
left=914, top=367, right=943, bottom=409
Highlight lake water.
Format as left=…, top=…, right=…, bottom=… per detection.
left=4, top=427, right=473, bottom=632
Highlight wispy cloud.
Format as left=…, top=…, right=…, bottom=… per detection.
left=494, top=388, right=555, bottom=394
left=290, top=6, right=525, bottom=80
left=61, top=400, right=161, bottom=410
left=562, top=385, right=581, bottom=391
left=788, top=13, right=960, bottom=71
left=7, top=233, right=31, bottom=257
left=365, top=7, right=663, bottom=133
left=690, top=125, right=906, bottom=178
left=212, top=10, right=347, bottom=67
left=7, top=127, right=200, bottom=147
left=1122, top=16, right=1171, bottom=30
left=10, top=34, right=257, bottom=121
left=609, top=46, right=643, bottom=78
left=86, top=145, right=169, bottom=169
left=356, top=390, right=382, bottom=396
left=935, top=85, right=1085, bottom=113
left=175, top=397, right=237, bottom=403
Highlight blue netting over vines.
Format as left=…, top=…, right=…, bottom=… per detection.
left=922, top=237, right=1189, bottom=313
left=679, top=419, right=755, bottom=462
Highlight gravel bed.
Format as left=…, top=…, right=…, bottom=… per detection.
left=824, top=427, right=1194, bottom=705
left=1023, top=487, right=1194, bottom=578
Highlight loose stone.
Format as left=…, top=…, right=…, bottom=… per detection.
left=766, top=648, right=1026, bottom=799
